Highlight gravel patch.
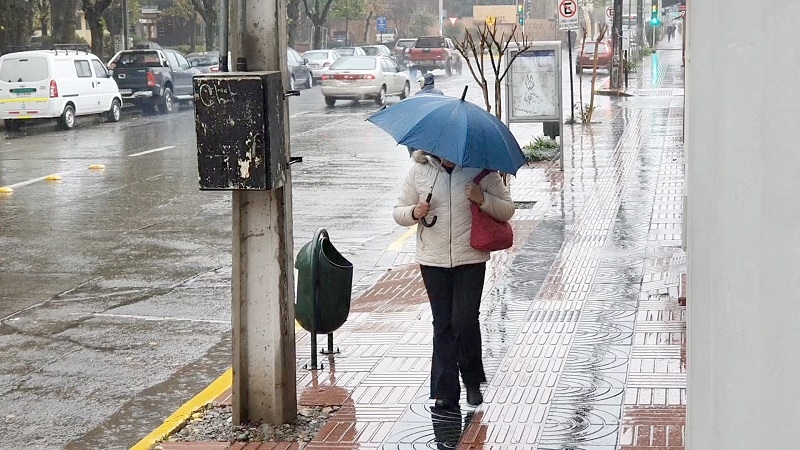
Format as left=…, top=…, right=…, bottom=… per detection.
left=159, top=404, right=335, bottom=445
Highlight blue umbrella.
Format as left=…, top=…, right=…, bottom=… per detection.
left=367, top=87, right=527, bottom=175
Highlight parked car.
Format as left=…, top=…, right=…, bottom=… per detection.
left=186, top=51, right=220, bottom=73
left=393, top=38, right=417, bottom=68
left=108, top=48, right=199, bottom=114
left=576, top=41, right=612, bottom=73
left=334, top=47, right=366, bottom=58
left=330, top=31, right=352, bottom=48
left=287, top=47, right=313, bottom=90
left=302, top=49, right=339, bottom=81
left=361, top=45, right=393, bottom=58
left=321, top=56, right=410, bottom=107
left=0, top=49, right=122, bottom=131
left=407, top=36, right=462, bottom=76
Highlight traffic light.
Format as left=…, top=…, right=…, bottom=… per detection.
left=517, top=3, right=525, bottom=25
left=650, top=4, right=661, bottom=25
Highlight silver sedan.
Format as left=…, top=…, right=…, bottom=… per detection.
left=321, top=56, right=411, bottom=107
left=302, top=49, right=339, bottom=80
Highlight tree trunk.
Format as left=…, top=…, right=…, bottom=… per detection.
left=363, top=11, right=373, bottom=44
left=287, top=0, right=301, bottom=48
left=87, top=13, right=105, bottom=57
left=52, top=0, right=78, bottom=43
left=494, top=77, right=502, bottom=120
left=190, top=19, right=196, bottom=52
left=345, top=17, right=349, bottom=45
left=204, top=20, right=216, bottom=50
left=313, top=24, right=323, bottom=49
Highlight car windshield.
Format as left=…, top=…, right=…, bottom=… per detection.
left=336, top=48, right=357, bottom=56
left=304, top=52, right=329, bottom=60
left=110, top=51, right=163, bottom=68
left=415, top=37, right=445, bottom=48
left=362, top=47, right=381, bottom=56
left=188, top=56, right=218, bottom=66
left=329, top=57, right=376, bottom=70
left=397, top=40, right=416, bottom=47
left=0, top=56, right=49, bottom=82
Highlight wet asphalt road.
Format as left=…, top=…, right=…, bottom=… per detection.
left=0, top=69, right=485, bottom=449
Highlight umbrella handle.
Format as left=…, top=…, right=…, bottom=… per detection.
left=421, top=192, right=437, bottom=227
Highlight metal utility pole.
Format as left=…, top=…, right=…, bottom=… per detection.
left=227, top=0, right=297, bottom=425
left=122, top=0, right=129, bottom=50
left=610, top=0, right=623, bottom=88
left=438, top=0, right=444, bottom=35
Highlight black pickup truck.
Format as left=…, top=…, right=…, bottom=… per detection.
left=108, top=48, right=199, bottom=114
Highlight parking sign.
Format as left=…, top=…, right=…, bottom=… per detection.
left=376, top=16, right=387, bottom=32
left=558, top=0, right=579, bottom=30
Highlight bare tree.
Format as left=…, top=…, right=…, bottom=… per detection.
left=586, top=24, right=607, bottom=124
left=82, top=0, right=114, bottom=56
left=454, top=23, right=532, bottom=121
left=387, top=0, right=421, bottom=37
left=288, top=0, right=303, bottom=47
left=302, top=0, right=336, bottom=49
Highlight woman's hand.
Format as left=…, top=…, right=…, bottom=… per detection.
left=412, top=200, right=430, bottom=220
left=466, top=183, right=485, bottom=206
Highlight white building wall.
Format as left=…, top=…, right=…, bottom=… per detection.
left=686, top=0, right=800, bottom=448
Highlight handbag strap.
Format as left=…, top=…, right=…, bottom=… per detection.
left=473, top=169, right=493, bottom=185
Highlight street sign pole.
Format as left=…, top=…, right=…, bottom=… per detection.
left=611, top=0, right=623, bottom=89
left=558, top=0, right=579, bottom=123
left=568, top=31, right=574, bottom=123
left=227, top=0, right=297, bottom=426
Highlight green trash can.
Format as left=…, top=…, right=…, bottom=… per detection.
left=295, top=228, right=353, bottom=369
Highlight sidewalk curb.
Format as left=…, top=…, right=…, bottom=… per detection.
left=595, top=88, right=635, bottom=97
left=129, top=369, right=232, bottom=450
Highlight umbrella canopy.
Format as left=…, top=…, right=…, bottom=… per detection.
left=367, top=89, right=527, bottom=175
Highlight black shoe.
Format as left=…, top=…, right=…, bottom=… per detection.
left=434, top=399, right=457, bottom=409
left=466, top=385, right=483, bottom=406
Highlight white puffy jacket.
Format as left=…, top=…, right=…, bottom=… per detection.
left=393, top=152, right=515, bottom=268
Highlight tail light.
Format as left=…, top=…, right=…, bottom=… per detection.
left=49, top=79, right=59, bottom=98
left=146, top=71, right=156, bottom=87
left=333, top=74, right=375, bottom=81
left=321, top=74, right=329, bottom=81
left=364, top=74, right=375, bottom=80
left=210, top=65, right=220, bottom=72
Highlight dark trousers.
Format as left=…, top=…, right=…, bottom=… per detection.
left=420, top=263, right=487, bottom=402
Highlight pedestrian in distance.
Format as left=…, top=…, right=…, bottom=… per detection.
left=415, top=73, right=443, bottom=96
left=393, top=150, right=515, bottom=409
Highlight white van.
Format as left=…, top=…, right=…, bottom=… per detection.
left=0, top=49, right=123, bottom=131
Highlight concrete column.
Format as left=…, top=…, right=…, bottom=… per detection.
left=228, top=0, right=297, bottom=425
left=686, top=0, right=800, bottom=447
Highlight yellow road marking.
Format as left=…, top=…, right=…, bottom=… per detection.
left=387, top=225, right=417, bottom=252
left=129, top=368, right=232, bottom=450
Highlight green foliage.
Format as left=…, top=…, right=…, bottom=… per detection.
left=409, top=10, right=437, bottom=37
left=642, top=47, right=655, bottom=56
left=523, top=136, right=559, bottom=162
left=332, top=0, right=366, bottom=21
left=444, top=22, right=464, bottom=42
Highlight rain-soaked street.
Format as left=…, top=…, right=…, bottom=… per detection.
left=0, top=67, right=515, bottom=448
left=1, top=44, right=684, bottom=449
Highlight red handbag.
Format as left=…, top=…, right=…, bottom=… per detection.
left=470, top=170, right=514, bottom=252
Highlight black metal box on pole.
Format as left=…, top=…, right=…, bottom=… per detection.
left=194, top=72, right=287, bottom=191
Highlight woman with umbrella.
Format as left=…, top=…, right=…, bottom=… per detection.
left=371, top=87, right=525, bottom=409
left=393, top=150, right=514, bottom=408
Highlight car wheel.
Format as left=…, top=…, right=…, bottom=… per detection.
left=157, top=87, right=174, bottom=114
left=400, top=81, right=410, bottom=100
left=456, top=60, right=463, bottom=75
left=4, top=119, right=20, bottom=132
left=375, top=86, right=386, bottom=106
left=59, top=104, right=75, bottom=130
left=575, top=66, right=582, bottom=74
left=325, top=96, right=336, bottom=107
left=305, top=74, right=313, bottom=88
left=290, top=76, right=296, bottom=91
left=106, top=99, right=122, bottom=122
left=445, top=61, right=452, bottom=76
